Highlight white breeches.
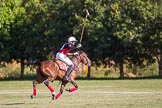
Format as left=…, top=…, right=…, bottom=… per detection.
left=56, top=52, right=73, bottom=66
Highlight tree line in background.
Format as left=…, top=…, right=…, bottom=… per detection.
left=0, top=0, right=162, bottom=78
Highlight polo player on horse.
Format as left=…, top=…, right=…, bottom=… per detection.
left=56, top=36, right=82, bottom=82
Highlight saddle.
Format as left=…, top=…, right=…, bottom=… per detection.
left=54, top=59, right=68, bottom=71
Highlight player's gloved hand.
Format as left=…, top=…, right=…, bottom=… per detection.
left=74, top=52, right=79, bottom=55
left=76, top=44, right=82, bottom=48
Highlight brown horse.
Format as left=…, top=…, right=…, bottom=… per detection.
left=31, top=50, right=91, bottom=100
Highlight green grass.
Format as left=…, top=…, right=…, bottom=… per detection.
left=0, top=79, right=162, bottom=108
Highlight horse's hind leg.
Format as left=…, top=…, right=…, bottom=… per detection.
left=66, top=79, right=78, bottom=93
left=31, top=80, right=38, bottom=99
left=44, top=78, right=56, bottom=99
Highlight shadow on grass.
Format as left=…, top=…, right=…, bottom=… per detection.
left=0, top=75, right=161, bottom=81
left=1, top=102, right=25, bottom=105
left=76, top=76, right=162, bottom=80
left=0, top=75, right=36, bottom=81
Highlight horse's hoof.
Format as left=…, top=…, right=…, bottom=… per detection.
left=65, top=88, right=70, bottom=92
left=52, top=94, right=56, bottom=100
left=31, top=95, right=34, bottom=99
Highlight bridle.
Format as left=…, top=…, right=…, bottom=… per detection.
left=79, top=54, right=89, bottom=66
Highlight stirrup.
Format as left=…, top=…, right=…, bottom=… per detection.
left=63, top=76, right=71, bottom=82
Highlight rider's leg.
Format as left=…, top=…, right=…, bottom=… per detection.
left=56, top=53, right=74, bottom=82
left=63, top=65, right=75, bottom=82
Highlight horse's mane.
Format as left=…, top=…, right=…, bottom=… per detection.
left=71, top=50, right=86, bottom=61
left=77, top=50, right=87, bottom=56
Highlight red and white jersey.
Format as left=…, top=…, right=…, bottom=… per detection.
left=58, top=43, right=75, bottom=56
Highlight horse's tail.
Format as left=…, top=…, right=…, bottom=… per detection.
left=32, top=61, right=40, bottom=66
left=27, top=60, right=46, bottom=77
left=34, top=61, right=48, bottom=83
left=34, top=61, right=48, bottom=78
left=26, top=60, right=40, bottom=66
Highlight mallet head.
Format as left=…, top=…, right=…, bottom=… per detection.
left=86, top=9, right=90, bottom=16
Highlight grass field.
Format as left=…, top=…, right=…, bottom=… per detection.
left=0, top=79, right=162, bottom=108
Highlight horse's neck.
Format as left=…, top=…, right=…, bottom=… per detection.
left=71, top=56, right=81, bottom=67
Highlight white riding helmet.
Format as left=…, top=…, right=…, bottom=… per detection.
left=68, top=36, right=77, bottom=43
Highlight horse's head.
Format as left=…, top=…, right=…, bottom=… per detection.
left=77, top=51, right=91, bottom=66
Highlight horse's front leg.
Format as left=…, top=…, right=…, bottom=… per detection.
left=66, top=79, right=78, bottom=93
left=55, top=81, right=67, bottom=100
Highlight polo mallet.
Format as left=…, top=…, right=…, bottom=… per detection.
left=79, top=9, right=90, bottom=43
